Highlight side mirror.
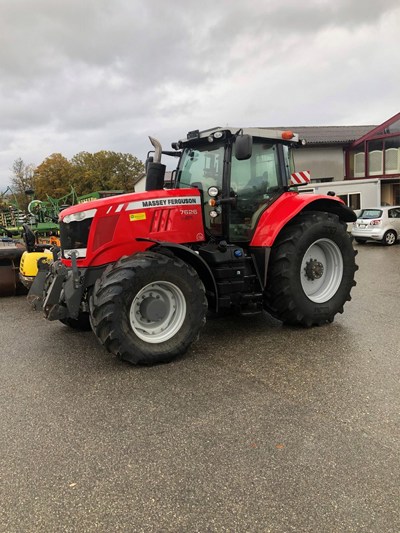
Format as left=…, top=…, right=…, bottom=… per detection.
left=234, top=134, right=253, bottom=160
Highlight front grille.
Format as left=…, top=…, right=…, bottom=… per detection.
left=150, top=209, right=173, bottom=233
left=60, top=218, right=93, bottom=257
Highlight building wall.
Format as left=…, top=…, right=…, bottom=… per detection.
left=134, top=176, right=146, bottom=192
left=294, top=146, right=345, bottom=181
left=134, top=171, right=173, bottom=193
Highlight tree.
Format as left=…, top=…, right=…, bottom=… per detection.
left=70, top=151, right=144, bottom=195
left=32, top=151, right=145, bottom=199
left=10, top=158, right=35, bottom=212
left=33, top=154, right=75, bottom=200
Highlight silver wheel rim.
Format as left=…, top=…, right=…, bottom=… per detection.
left=300, top=239, right=343, bottom=303
left=385, top=232, right=395, bottom=245
left=129, top=281, right=186, bottom=343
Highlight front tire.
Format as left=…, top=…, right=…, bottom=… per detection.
left=264, top=211, right=358, bottom=326
left=89, top=252, right=207, bottom=365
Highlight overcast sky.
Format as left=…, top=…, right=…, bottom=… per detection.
left=1, top=0, right=399, bottom=189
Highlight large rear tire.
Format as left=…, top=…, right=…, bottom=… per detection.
left=264, top=211, right=358, bottom=326
left=89, top=251, right=207, bottom=365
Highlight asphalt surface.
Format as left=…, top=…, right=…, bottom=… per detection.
left=0, top=243, right=399, bottom=533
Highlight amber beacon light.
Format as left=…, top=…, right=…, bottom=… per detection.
left=281, top=131, right=295, bottom=140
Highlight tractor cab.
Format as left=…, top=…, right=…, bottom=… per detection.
left=173, top=127, right=298, bottom=242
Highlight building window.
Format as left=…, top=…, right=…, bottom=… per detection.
left=384, top=135, right=400, bottom=175
left=350, top=135, right=400, bottom=178
left=338, top=193, right=361, bottom=210
left=353, top=149, right=365, bottom=177
left=367, top=140, right=383, bottom=175
left=384, top=119, right=400, bottom=134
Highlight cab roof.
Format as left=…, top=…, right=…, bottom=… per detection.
left=179, top=126, right=300, bottom=144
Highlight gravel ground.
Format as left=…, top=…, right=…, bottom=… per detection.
left=0, top=243, right=399, bottom=533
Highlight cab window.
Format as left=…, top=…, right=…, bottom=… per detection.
left=176, top=144, right=224, bottom=236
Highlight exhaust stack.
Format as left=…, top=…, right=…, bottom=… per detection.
left=145, top=137, right=166, bottom=191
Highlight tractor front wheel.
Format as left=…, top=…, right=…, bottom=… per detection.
left=264, top=211, right=358, bottom=326
left=89, top=252, right=207, bottom=365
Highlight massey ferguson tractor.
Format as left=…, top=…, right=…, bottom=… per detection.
left=28, top=127, right=358, bottom=365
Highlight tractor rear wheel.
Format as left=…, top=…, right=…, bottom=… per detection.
left=264, top=211, right=358, bottom=326
left=89, top=251, right=207, bottom=365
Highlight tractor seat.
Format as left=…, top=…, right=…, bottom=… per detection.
left=22, top=224, right=53, bottom=253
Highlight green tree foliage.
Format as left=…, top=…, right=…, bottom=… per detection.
left=31, top=151, right=144, bottom=200
left=70, top=151, right=144, bottom=196
left=33, top=153, right=75, bottom=200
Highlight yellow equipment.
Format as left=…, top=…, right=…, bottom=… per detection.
left=18, top=224, right=57, bottom=289
left=19, top=249, right=53, bottom=289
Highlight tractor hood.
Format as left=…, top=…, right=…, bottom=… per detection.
left=59, top=188, right=205, bottom=268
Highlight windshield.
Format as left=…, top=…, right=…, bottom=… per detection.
left=176, top=144, right=224, bottom=191
left=176, top=144, right=224, bottom=236
left=359, top=209, right=382, bottom=219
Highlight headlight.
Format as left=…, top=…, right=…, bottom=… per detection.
left=63, top=208, right=97, bottom=224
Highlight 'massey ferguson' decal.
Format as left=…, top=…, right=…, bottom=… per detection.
left=126, top=196, right=201, bottom=211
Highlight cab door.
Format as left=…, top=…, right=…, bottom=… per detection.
left=229, top=142, right=282, bottom=241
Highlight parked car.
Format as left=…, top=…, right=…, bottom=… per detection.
left=351, top=206, right=400, bottom=245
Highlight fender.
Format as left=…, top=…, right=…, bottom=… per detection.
left=250, top=192, right=356, bottom=247
left=138, top=239, right=219, bottom=312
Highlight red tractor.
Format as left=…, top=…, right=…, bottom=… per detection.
left=29, top=127, right=358, bottom=364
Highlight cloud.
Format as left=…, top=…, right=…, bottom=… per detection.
left=1, top=0, right=399, bottom=189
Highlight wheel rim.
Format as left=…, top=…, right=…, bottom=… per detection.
left=300, top=238, right=344, bottom=303
left=129, top=281, right=186, bottom=343
left=385, top=232, right=396, bottom=245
